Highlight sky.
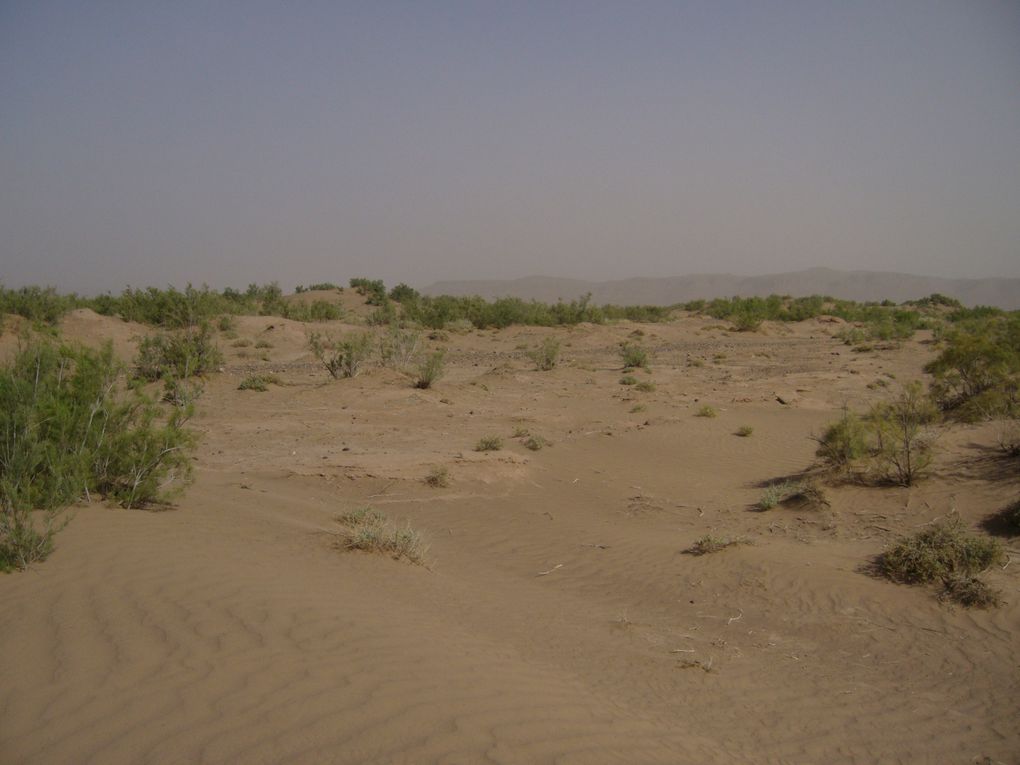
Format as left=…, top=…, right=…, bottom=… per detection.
left=1, top=1, right=1019, bottom=294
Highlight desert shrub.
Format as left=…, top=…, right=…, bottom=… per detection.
left=389, top=283, right=419, bottom=303
left=475, top=435, right=503, bottom=452
left=0, top=285, right=78, bottom=325
left=601, top=304, right=672, bottom=322
left=162, top=377, right=203, bottom=409
left=413, top=351, right=445, bottom=389
left=696, top=405, right=717, bottom=418
left=685, top=535, right=748, bottom=555
left=134, top=323, right=223, bottom=381
left=308, top=331, right=373, bottom=379
left=349, top=278, right=388, bottom=305
left=232, top=338, right=252, bottom=348
left=216, top=314, right=237, bottom=332
left=758, top=480, right=827, bottom=511
left=523, top=435, right=547, bottom=451
left=254, top=339, right=273, bottom=349
left=619, top=375, right=638, bottom=386
left=512, top=426, right=531, bottom=438
left=731, top=310, right=763, bottom=332
left=925, top=315, right=1020, bottom=419
left=879, top=518, right=1004, bottom=586
left=735, top=425, right=754, bottom=437
left=367, top=300, right=398, bottom=326
left=634, top=381, right=656, bottom=393
left=238, top=374, right=280, bottom=392
left=424, top=466, right=449, bottom=488
left=298, top=282, right=342, bottom=293
left=815, top=407, right=869, bottom=470
left=619, top=343, right=649, bottom=369
left=629, top=404, right=647, bottom=413
left=334, top=507, right=427, bottom=564
left=868, top=382, right=939, bottom=486
left=305, top=300, right=344, bottom=322
left=530, top=338, right=561, bottom=371
left=0, top=342, right=197, bottom=569
left=939, top=575, right=1002, bottom=608
left=378, top=326, right=421, bottom=369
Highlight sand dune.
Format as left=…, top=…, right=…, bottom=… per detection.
left=1, top=309, right=1018, bottom=764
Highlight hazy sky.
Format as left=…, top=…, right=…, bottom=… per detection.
left=2, top=1, right=1019, bottom=293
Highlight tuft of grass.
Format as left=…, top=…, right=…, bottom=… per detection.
left=629, top=404, right=647, bottom=414
left=413, top=350, right=445, bottom=389
left=231, top=338, right=252, bottom=348
left=879, top=517, right=1004, bottom=585
left=254, top=339, right=273, bottom=349
left=475, top=435, right=503, bottom=452
left=424, top=466, right=449, bottom=488
left=735, top=425, right=754, bottom=437
left=512, top=426, right=531, bottom=438
left=696, top=405, right=718, bottom=418
left=334, top=507, right=427, bottom=564
left=619, top=375, right=638, bottom=386
left=685, top=535, right=749, bottom=556
left=634, top=381, right=656, bottom=393
left=308, top=331, right=373, bottom=379
left=523, top=435, right=547, bottom=451
left=238, top=374, right=281, bottom=392
left=757, top=479, right=827, bottom=511
left=939, top=575, right=1002, bottom=608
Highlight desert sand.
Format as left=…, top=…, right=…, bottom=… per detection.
left=1, top=298, right=1018, bottom=764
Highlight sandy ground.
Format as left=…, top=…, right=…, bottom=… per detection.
left=1, top=304, right=1018, bottom=764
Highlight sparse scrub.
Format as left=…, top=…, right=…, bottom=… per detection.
left=735, top=425, right=754, bottom=437
left=685, top=535, right=749, bottom=555
left=696, top=405, right=718, bottom=418
left=134, top=323, right=223, bottom=381
left=868, top=382, right=939, bottom=486
left=238, top=374, right=280, bottom=392
left=308, top=331, right=373, bottom=379
left=634, top=381, right=656, bottom=393
left=529, top=337, right=561, bottom=371
left=619, top=342, right=649, bottom=369
left=523, top=435, right=547, bottom=451
left=475, top=435, right=503, bottom=452
left=619, top=375, right=638, bottom=386
left=424, top=466, right=449, bottom=488
left=758, top=480, right=827, bottom=511
left=939, top=575, right=1002, bottom=608
left=413, top=351, right=445, bottom=389
left=334, top=507, right=427, bottom=564
left=880, top=518, right=1004, bottom=583
left=629, top=404, right=647, bottom=414
left=232, top=338, right=252, bottom=348
left=378, top=326, right=421, bottom=369
left=815, top=406, right=868, bottom=471
left=254, top=339, right=273, bottom=349
left=217, top=314, right=237, bottom=332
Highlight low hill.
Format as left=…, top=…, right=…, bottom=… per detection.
left=422, top=267, right=1020, bottom=308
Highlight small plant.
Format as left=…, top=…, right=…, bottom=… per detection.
left=634, top=381, right=656, bottom=393
left=619, top=342, right=649, bottom=369
left=868, top=382, right=939, bottom=486
left=231, top=338, right=252, bottom=348
left=629, top=404, right=647, bottom=414
left=815, top=406, right=868, bottom=471
left=939, top=575, right=1002, bottom=608
left=424, top=466, right=449, bottom=488
left=512, top=426, right=531, bottom=438
left=308, top=331, right=373, bottom=379
left=758, top=480, right=827, bottom=511
left=334, top=507, right=427, bottom=564
left=217, top=314, right=237, bottom=332
left=254, top=339, right=273, bottom=349
left=413, top=350, right=445, bottom=389
left=475, top=435, right=503, bottom=452
left=135, top=323, right=223, bottom=381
left=523, top=435, right=547, bottom=451
left=696, top=405, right=718, bottom=418
left=162, top=377, right=204, bottom=408
left=529, top=338, right=561, bottom=371
left=735, top=425, right=754, bottom=437
left=619, top=375, right=638, bottom=386
left=238, top=374, right=280, bottom=392
left=378, top=326, right=421, bottom=369
left=685, top=535, right=748, bottom=556
left=880, top=517, right=1004, bottom=584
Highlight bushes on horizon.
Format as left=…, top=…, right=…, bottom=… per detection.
left=1, top=342, right=196, bottom=570
left=0, top=285, right=78, bottom=325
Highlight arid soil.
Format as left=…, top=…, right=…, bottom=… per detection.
left=2, top=302, right=1018, bottom=764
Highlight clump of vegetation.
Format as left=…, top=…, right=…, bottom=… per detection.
left=308, top=331, right=373, bottom=379
left=619, top=342, right=649, bottom=369
left=814, top=406, right=868, bottom=471
left=523, top=435, right=547, bottom=451
left=349, top=277, right=388, bottom=306
left=696, top=405, right=718, bottom=418
left=334, top=507, right=427, bottom=565
left=413, top=351, right=445, bottom=389
left=735, top=425, right=754, bottom=437
left=232, top=338, right=252, bottom=348
left=634, top=380, right=656, bottom=393
left=217, top=314, right=237, bottom=332
left=1, top=342, right=196, bottom=570
left=529, top=337, right=561, bottom=371
left=685, top=535, right=749, bottom=555
left=619, top=375, right=638, bottom=386
left=254, top=339, right=273, bottom=349
left=879, top=518, right=1004, bottom=607
left=629, top=404, right=647, bottom=414
left=475, top=435, right=503, bottom=452
left=424, top=466, right=449, bottom=488
left=378, top=326, right=421, bottom=369
left=512, top=426, right=531, bottom=438
left=134, top=323, right=223, bottom=381
left=238, top=374, right=281, bottom=392
left=758, top=479, right=827, bottom=511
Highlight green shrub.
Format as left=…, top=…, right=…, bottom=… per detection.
left=349, top=278, right=388, bottom=305
left=696, top=405, right=717, bottom=418
left=135, top=323, right=223, bottom=381
left=232, top=338, right=252, bottom=348
left=758, top=480, right=826, bottom=511
left=880, top=518, right=1004, bottom=586
left=424, top=466, right=449, bottom=488
left=238, top=374, right=280, bottom=392
left=475, top=435, right=503, bottom=452
left=815, top=407, right=868, bottom=470
left=308, top=331, right=373, bottom=379
left=530, top=338, right=561, bottom=371
left=619, top=375, right=638, bottom=386
left=217, top=314, right=237, bottom=332
left=378, top=326, right=421, bottom=369
left=413, top=351, right=445, bottom=389
left=0, top=285, right=78, bottom=325
left=939, top=575, right=1002, bottom=608
left=523, top=435, right=547, bottom=451
left=389, top=283, right=420, bottom=303
left=634, top=381, right=656, bottom=393
left=254, top=339, right=273, bottom=349
left=0, top=342, right=197, bottom=569
left=735, top=425, right=754, bottom=437
left=619, top=342, right=649, bottom=369
left=685, top=535, right=748, bottom=555
left=868, top=382, right=939, bottom=486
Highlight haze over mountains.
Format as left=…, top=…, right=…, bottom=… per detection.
left=422, top=268, right=1020, bottom=309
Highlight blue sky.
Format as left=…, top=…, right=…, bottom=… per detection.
left=2, top=1, right=1018, bottom=292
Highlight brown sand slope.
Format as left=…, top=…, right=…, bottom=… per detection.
left=1, top=315, right=1018, bottom=764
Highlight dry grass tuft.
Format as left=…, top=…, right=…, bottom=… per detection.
left=334, top=507, right=428, bottom=565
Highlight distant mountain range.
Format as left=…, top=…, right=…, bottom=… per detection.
left=421, top=268, right=1020, bottom=309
